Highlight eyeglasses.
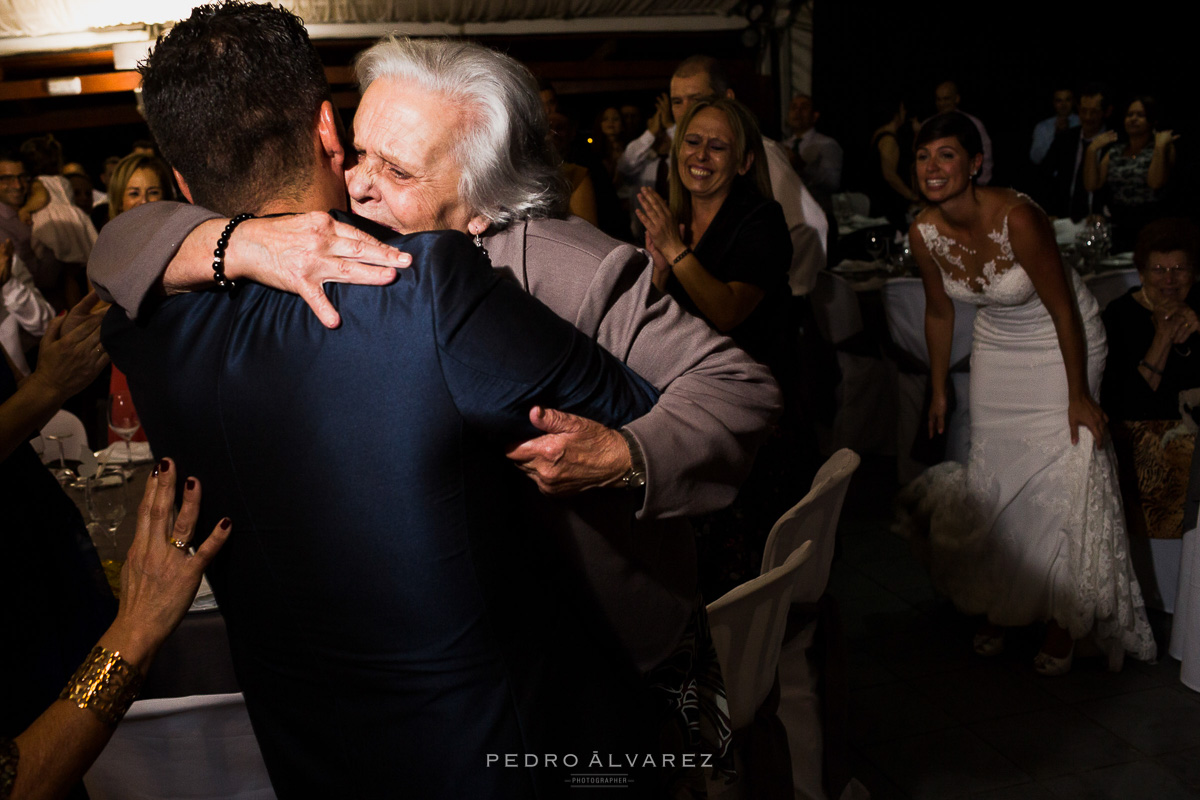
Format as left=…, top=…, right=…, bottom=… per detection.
left=1147, top=264, right=1194, bottom=277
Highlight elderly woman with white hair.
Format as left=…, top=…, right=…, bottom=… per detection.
left=90, top=32, right=783, bottom=779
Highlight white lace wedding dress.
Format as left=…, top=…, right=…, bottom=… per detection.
left=897, top=198, right=1156, bottom=669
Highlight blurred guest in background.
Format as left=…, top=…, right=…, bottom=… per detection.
left=1041, top=84, right=1111, bottom=221
left=866, top=98, right=920, bottom=231
left=1084, top=95, right=1178, bottom=251
left=592, top=106, right=626, bottom=183
left=934, top=80, right=993, bottom=184
left=782, top=92, right=843, bottom=208
left=105, top=153, right=174, bottom=225
left=1029, top=86, right=1079, bottom=166
left=18, top=135, right=97, bottom=310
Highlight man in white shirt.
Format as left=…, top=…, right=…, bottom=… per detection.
left=781, top=93, right=843, bottom=206
left=618, top=56, right=828, bottom=295
left=935, top=80, right=994, bottom=184
left=1029, top=87, right=1079, bottom=165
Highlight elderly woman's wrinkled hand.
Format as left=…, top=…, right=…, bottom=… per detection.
left=110, top=459, right=231, bottom=669
left=1152, top=301, right=1199, bottom=344
left=224, top=212, right=413, bottom=329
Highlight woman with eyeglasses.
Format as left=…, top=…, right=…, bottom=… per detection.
left=1102, top=218, right=1200, bottom=539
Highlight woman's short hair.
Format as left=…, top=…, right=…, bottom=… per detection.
left=355, top=36, right=567, bottom=231
left=1134, top=217, right=1200, bottom=271
left=914, top=112, right=984, bottom=159
left=107, top=153, right=175, bottom=220
left=668, top=97, right=772, bottom=224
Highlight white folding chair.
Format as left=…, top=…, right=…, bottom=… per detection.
left=880, top=277, right=976, bottom=484
left=707, top=542, right=813, bottom=798
left=1084, top=268, right=1140, bottom=311
left=759, top=450, right=859, bottom=800
left=84, top=692, right=276, bottom=799
left=810, top=271, right=894, bottom=457
left=33, top=408, right=89, bottom=464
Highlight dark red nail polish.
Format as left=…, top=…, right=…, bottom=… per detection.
left=158, top=459, right=170, bottom=473
left=186, top=478, right=196, bottom=490
left=219, top=517, right=232, bottom=530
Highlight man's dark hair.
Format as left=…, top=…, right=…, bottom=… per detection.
left=673, top=55, right=731, bottom=97
left=19, top=134, right=62, bottom=177
left=914, top=111, right=984, bottom=159
left=139, top=1, right=331, bottom=215
left=1079, top=82, right=1110, bottom=110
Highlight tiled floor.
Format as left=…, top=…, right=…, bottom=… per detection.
left=829, top=456, right=1200, bottom=800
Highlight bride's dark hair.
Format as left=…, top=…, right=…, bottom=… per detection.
left=914, top=112, right=983, bottom=159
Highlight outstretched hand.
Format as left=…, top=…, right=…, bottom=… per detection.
left=217, top=212, right=412, bottom=329
left=505, top=406, right=631, bottom=496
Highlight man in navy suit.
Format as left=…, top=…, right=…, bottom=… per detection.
left=101, top=4, right=663, bottom=796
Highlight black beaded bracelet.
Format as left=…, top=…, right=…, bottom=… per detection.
left=213, top=213, right=255, bottom=289
left=671, top=247, right=693, bottom=266
left=1139, top=359, right=1164, bottom=376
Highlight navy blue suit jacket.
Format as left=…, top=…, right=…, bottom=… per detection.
left=102, top=220, right=658, bottom=798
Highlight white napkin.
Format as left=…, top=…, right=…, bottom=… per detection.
left=96, top=441, right=154, bottom=464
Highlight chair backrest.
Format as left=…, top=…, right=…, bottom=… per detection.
left=760, top=449, right=860, bottom=604
left=810, top=271, right=863, bottom=346
left=707, top=541, right=813, bottom=731
left=1084, top=268, right=1140, bottom=311
left=34, top=408, right=89, bottom=464
left=832, top=192, right=872, bottom=219
left=880, top=277, right=976, bottom=368
left=84, top=692, right=276, bottom=800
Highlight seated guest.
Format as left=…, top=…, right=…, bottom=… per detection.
left=1102, top=218, right=1200, bottom=538
left=0, top=462, right=231, bottom=800
left=1084, top=96, right=1178, bottom=251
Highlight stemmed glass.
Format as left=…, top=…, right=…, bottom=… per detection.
left=86, top=472, right=127, bottom=595
left=44, top=432, right=75, bottom=484
left=865, top=232, right=887, bottom=265
left=107, top=394, right=141, bottom=468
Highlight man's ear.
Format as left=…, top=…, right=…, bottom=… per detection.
left=172, top=169, right=193, bottom=203
left=316, top=100, right=345, bottom=169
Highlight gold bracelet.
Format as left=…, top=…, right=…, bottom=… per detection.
left=58, top=646, right=144, bottom=727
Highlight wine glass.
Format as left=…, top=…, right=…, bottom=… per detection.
left=107, top=394, right=141, bottom=467
left=44, top=432, right=75, bottom=484
left=865, top=232, right=887, bottom=265
left=86, top=474, right=127, bottom=547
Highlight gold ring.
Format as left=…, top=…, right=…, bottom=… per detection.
left=168, top=537, right=189, bottom=550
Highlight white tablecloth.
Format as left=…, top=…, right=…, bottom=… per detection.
left=1171, top=527, right=1200, bottom=692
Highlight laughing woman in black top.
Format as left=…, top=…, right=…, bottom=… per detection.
left=636, top=97, right=796, bottom=598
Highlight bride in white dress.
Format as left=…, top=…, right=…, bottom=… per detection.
left=898, top=112, right=1156, bottom=675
